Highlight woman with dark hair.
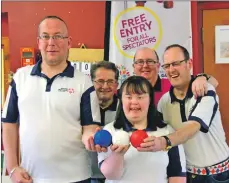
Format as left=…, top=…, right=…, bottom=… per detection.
left=98, top=76, right=186, bottom=183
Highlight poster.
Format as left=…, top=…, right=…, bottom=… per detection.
left=215, top=25, right=229, bottom=64
left=109, top=1, right=192, bottom=84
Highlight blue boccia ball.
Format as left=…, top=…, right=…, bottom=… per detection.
left=94, top=130, right=112, bottom=147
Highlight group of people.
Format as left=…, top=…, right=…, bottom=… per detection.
left=2, top=15, right=229, bottom=183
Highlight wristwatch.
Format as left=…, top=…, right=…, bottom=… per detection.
left=162, top=136, right=172, bottom=151
left=196, top=73, right=210, bottom=80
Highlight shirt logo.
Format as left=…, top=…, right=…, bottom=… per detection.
left=58, top=88, right=75, bottom=94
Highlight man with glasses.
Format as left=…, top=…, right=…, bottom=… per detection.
left=2, top=16, right=104, bottom=183
left=156, top=44, right=229, bottom=183
left=90, top=61, right=119, bottom=183
left=133, top=47, right=218, bottom=106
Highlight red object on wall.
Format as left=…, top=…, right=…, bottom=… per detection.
left=164, top=1, right=174, bottom=9
left=2, top=2, right=106, bottom=72
left=20, top=47, right=35, bottom=67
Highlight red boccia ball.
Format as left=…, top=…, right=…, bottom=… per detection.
left=130, top=130, right=148, bottom=148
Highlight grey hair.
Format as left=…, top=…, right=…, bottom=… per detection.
left=90, top=61, right=119, bottom=81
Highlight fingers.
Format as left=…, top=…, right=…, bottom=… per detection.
left=22, top=171, right=31, bottom=180
left=143, top=136, right=156, bottom=142
left=111, top=144, right=130, bottom=154
left=138, top=136, right=165, bottom=152
left=11, top=167, right=33, bottom=183
left=95, top=127, right=101, bottom=134
left=88, top=136, right=96, bottom=151
left=204, top=83, right=208, bottom=94
left=137, top=146, right=153, bottom=152
left=95, top=145, right=108, bottom=153
left=192, top=77, right=208, bottom=97
left=110, top=144, right=119, bottom=151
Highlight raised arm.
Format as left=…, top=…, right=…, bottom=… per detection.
left=192, top=74, right=218, bottom=97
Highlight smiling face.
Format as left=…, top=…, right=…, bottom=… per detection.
left=163, top=47, right=192, bottom=88
left=121, top=83, right=150, bottom=125
left=37, top=18, right=72, bottom=66
left=93, top=67, right=118, bottom=104
left=133, top=48, right=160, bottom=84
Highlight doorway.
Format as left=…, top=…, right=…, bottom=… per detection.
left=194, top=2, right=229, bottom=143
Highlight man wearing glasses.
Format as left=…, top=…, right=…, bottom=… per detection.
left=90, top=61, right=119, bottom=183
left=157, top=44, right=229, bottom=183
left=2, top=16, right=104, bottom=183
left=133, top=47, right=218, bottom=106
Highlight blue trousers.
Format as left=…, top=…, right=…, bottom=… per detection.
left=187, top=171, right=229, bottom=183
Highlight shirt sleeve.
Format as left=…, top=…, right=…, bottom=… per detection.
left=188, top=83, right=218, bottom=133
left=2, top=79, right=19, bottom=123
left=157, top=93, right=169, bottom=125
left=80, top=76, right=101, bottom=126
left=167, top=145, right=186, bottom=177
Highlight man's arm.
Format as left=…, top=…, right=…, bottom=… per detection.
left=166, top=121, right=201, bottom=147
left=192, top=75, right=218, bottom=97
left=2, top=123, right=19, bottom=172
left=80, top=80, right=105, bottom=152
left=208, top=76, right=219, bottom=88
left=2, top=77, right=32, bottom=182
left=82, top=125, right=107, bottom=152
left=157, top=83, right=217, bottom=151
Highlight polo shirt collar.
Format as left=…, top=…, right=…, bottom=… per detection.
left=31, top=60, right=74, bottom=78
left=123, top=119, right=154, bottom=132
left=169, top=75, right=195, bottom=103
left=154, top=75, right=161, bottom=92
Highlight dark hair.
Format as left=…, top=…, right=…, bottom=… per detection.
left=38, top=15, right=68, bottom=35
left=133, top=48, right=159, bottom=62
left=164, top=44, right=190, bottom=60
left=90, top=61, right=119, bottom=81
left=114, top=76, right=161, bottom=131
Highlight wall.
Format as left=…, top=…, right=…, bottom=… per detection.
left=1, top=2, right=106, bottom=72
left=1, top=13, right=9, bottom=37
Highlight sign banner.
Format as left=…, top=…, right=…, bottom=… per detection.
left=109, top=1, right=192, bottom=84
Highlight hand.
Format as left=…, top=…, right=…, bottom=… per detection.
left=137, top=136, right=166, bottom=152
left=84, top=127, right=108, bottom=153
left=10, top=167, right=33, bottom=183
left=110, top=144, right=130, bottom=155
left=192, top=76, right=208, bottom=98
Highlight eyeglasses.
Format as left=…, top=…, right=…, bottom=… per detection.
left=93, top=80, right=116, bottom=86
left=39, top=34, right=68, bottom=41
left=134, top=59, right=158, bottom=66
left=161, top=59, right=187, bottom=70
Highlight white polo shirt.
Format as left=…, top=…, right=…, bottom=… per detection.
left=157, top=78, right=229, bottom=168
left=98, top=122, right=186, bottom=183
left=2, top=61, right=101, bottom=183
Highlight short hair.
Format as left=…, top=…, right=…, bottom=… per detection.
left=38, top=15, right=68, bottom=35
left=133, top=48, right=159, bottom=62
left=114, top=76, right=163, bottom=130
left=164, top=44, right=190, bottom=60
left=90, top=61, right=119, bottom=81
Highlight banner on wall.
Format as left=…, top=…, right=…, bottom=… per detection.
left=109, top=1, right=192, bottom=84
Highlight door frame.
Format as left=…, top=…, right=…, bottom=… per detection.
left=191, top=1, right=229, bottom=75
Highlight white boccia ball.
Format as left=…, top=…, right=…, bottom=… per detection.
left=112, top=131, right=130, bottom=145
